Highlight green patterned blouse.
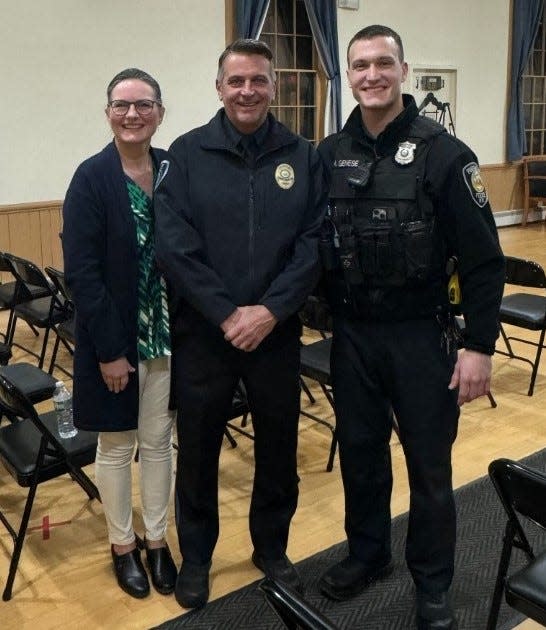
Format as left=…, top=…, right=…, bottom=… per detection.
left=126, top=177, right=170, bottom=361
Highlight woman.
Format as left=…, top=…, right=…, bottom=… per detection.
left=63, top=68, right=176, bottom=599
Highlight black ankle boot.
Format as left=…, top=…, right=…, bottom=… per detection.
left=111, top=546, right=150, bottom=599
left=175, top=560, right=211, bottom=609
left=146, top=543, right=177, bottom=595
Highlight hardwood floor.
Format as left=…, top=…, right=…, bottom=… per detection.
left=1, top=222, right=546, bottom=629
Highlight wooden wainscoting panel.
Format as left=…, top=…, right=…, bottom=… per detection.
left=481, top=162, right=522, bottom=213
left=0, top=212, right=10, bottom=283
left=39, top=206, right=63, bottom=269
left=0, top=200, right=63, bottom=271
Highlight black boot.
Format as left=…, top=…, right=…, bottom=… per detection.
left=416, top=590, right=457, bottom=629
left=145, top=543, right=177, bottom=595
left=319, top=555, right=394, bottom=601
left=111, top=546, right=150, bottom=599
left=175, top=560, right=211, bottom=609
left=252, top=551, right=304, bottom=594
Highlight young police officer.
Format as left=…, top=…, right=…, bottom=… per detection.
left=317, top=25, right=504, bottom=629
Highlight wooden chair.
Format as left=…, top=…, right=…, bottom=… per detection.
left=521, top=156, right=546, bottom=226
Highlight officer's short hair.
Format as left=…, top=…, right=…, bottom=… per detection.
left=217, top=39, right=276, bottom=82
left=347, top=25, right=404, bottom=64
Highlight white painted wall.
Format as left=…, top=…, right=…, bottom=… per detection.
left=1, top=0, right=225, bottom=204
left=2, top=0, right=510, bottom=204
left=335, top=0, right=510, bottom=165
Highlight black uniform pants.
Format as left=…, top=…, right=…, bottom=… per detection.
left=331, top=316, right=459, bottom=594
left=172, top=322, right=301, bottom=565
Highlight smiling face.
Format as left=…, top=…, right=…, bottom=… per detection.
left=347, top=35, right=408, bottom=123
left=106, top=79, right=164, bottom=149
left=216, top=52, right=276, bottom=134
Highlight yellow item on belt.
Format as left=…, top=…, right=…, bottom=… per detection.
left=448, top=271, right=462, bottom=305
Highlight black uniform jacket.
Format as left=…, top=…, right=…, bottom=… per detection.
left=154, top=109, right=327, bottom=344
left=63, top=142, right=169, bottom=431
left=318, top=96, right=505, bottom=355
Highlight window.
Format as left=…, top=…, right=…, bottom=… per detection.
left=226, top=0, right=325, bottom=143
left=523, top=6, right=546, bottom=155
left=261, top=0, right=322, bottom=143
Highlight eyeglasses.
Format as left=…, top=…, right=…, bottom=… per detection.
left=108, top=99, right=160, bottom=117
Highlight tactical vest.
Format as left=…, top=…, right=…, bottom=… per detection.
left=322, top=116, right=446, bottom=289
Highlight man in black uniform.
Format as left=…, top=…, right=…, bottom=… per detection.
left=317, top=25, right=504, bottom=629
left=154, top=39, right=326, bottom=609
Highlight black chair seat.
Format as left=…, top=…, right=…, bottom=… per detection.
left=506, top=550, right=546, bottom=625
left=0, top=282, right=49, bottom=306
left=300, top=337, right=331, bottom=385
left=14, top=296, right=66, bottom=327
left=0, top=363, right=57, bottom=403
left=500, top=293, right=546, bottom=329
left=0, top=410, right=97, bottom=486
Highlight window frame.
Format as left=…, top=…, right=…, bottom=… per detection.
left=224, top=0, right=326, bottom=144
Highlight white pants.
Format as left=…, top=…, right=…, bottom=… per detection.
left=95, top=356, right=175, bottom=545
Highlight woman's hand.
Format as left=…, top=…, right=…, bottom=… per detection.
left=99, top=357, right=136, bottom=393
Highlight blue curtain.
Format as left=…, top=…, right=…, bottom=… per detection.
left=303, top=0, right=342, bottom=134
left=235, top=0, right=270, bottom=38
left=507, top=0, right=543, bottom=161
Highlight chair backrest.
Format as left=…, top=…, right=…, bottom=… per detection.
left=259, top=578, right=339, bottom=630
left=4, top=253, right=51, bottom=292
left=489, top=458, right=546, bottom=557
left=504, top=256, right=546, bottom=290
left=299, top=295, right=333, bottom=334
left=0, top=251, right=18, bottom=286
left=0, top=372, right=60, bottom=448
left=0, top=251, right=15, bottom=275
left=524, top=156, right=546, bottom=199
left=45, top=266, right=73, bottom=303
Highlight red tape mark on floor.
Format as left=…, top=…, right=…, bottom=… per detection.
left=27, top=515, right=72, bottom=540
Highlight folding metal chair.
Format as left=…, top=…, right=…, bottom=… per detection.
left=496, top=256, right=546, bottom=396
left=486, top=458, right=546, bottom=628
left=0, top=251, right=48, bottom=344
left=4, top=254, right=71, bottom=370
left=259, top=578, right=339, bottom=630
left=44, top=266, right=75, bottom=378
left=0, top=372, right=99, bottom=600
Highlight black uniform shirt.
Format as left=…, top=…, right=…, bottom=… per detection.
left=319, top=95, right=504, bottom=355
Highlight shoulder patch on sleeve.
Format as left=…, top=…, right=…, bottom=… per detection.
left=462, top=162, right=488, bottom=208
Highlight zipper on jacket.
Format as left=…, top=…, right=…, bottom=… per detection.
left=248, top=172, right=255, bottom=286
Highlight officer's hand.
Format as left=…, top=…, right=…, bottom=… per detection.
left=99, top=357, right=136, bottom=393
left=220, top=308, right=242, bottom=335
left=223, top=305, right=277, bottom=352
left=449, top=349, right=492, bottom=406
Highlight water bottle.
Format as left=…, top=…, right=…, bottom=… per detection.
left=53, top=381, right=78, bottom=439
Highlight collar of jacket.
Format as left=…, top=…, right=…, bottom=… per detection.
left=343, top=94, right=420, bottom=156
left=200, top=109, right=298, bottom=157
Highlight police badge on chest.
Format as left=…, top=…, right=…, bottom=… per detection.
left=394, top=141, right=416, bottom=166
